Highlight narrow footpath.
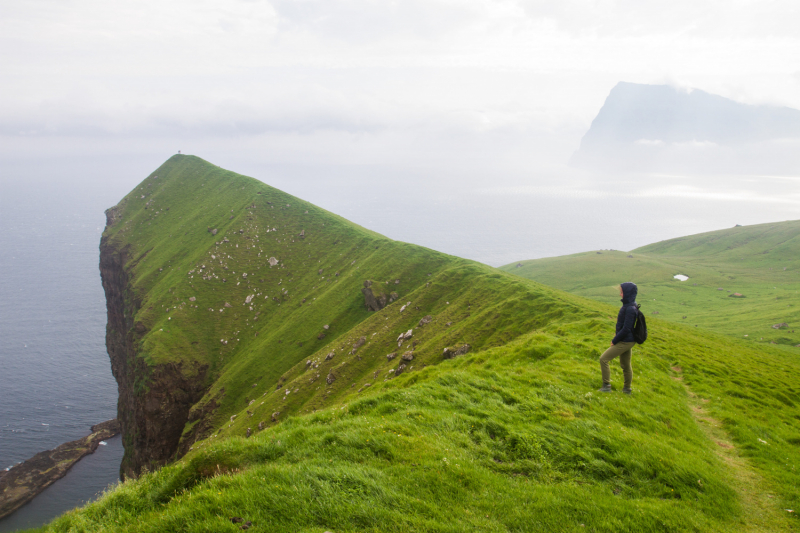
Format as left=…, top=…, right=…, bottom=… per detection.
left=671, top=366, right=794, bottom=532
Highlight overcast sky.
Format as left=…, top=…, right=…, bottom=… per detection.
left=2, top=0, right=799, bottom=174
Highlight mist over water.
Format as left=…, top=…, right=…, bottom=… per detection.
left=244, top=163, right=800, bottom=266
left=0, top=155, right=798, bottom=529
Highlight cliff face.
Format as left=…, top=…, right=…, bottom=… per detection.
left=96, top=154, right=461, bottom=478
left=100, top=207, right=208, bottom=479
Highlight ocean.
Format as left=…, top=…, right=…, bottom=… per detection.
left=1, top=156, right=798, bottom=529
left=0, top=174, right=131, bottom=531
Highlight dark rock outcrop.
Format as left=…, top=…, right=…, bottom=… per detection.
left=0, top=420, right=120, bottom=519
left=176, top=389, right=223, bottom=458
left=100, top=208, right=209, bottom=479
left=442, top=344, right=471, bottom=359
left=361, top=280, right=388, bottom=311
left=350, top=336, right=366, bottom=355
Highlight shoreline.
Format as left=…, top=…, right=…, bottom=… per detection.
left=0, top=419, right=120, bottom=520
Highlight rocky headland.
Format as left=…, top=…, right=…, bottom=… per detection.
left=0, top=419, right=120, bottom=519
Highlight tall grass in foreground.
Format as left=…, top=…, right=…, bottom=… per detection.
left=40, top=315, right=798, bottom=532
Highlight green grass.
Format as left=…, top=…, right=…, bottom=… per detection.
left=499, top=221, right=800, bottom=348
left=30, top=156, right=800, bottom=531
left=38, top=315, right=800, bottom=532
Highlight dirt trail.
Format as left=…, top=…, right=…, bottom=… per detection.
left=671, top=367, right=795, bottom=532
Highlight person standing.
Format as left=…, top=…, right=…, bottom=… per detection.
left=598, top=282, right=638, bottom=394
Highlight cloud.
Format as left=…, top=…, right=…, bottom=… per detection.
left=270, top=0, right=482, bottom=43
left=0, top=90, right=390, bottom=138
left=1, top=0, right=799, bottom=175
left=634, top=184, right=800, bottom=205
left=635, top=139, right=665, bottom=146
left=516, top=0, right=800, bottom=38
left=670, top=140, right=719, bottom=149
left=473, top=184, right=609, bottom=198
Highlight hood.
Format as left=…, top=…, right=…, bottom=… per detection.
left=620, top=282, right=638, bottom=304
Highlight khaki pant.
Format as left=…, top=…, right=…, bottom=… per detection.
left=599, top=341, right=635, bottom=388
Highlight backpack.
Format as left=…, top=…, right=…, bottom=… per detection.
left=632, top=303, right=647, bottom=344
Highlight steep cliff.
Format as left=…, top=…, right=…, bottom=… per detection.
left=100, top=205, right=209, bottom=477
left=98, top=155, right=461, bottom=476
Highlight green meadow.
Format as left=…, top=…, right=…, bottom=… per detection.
left=30, top=156, right=799, bottom=532
left=500, top=221, right=800, bottom=349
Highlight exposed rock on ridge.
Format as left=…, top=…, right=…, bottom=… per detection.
left=361, top=280, right=398, bottom=311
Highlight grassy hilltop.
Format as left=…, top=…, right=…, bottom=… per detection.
left=500, top=221, right=800, bottom=348
left=35, top=156, right=799, bottom=532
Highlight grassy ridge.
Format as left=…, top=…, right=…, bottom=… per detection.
left=635, top=221, right=800, bottom=265
left=102, top=155, right=467, bottom=455
left=499, top=221, right=800, bottom=348
left=41, top=306, right=799, bottom=532
left=33, top=157, right=800, bottom=531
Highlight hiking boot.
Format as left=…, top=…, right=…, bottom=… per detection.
left=623, top=388, right=632, bottom=395
left=598, top=384, right=612, bottom=392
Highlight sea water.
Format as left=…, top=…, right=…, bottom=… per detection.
left=0, top=437, right=122, bottom=532
left=0, top=173, right=132, bottom=531
left=1, top=157, right=799, bottom=529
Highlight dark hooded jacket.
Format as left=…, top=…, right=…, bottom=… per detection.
left=612, top=282, right=638, bottom=345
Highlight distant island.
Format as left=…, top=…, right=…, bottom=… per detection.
left=572, top=82, right=800, bottom=174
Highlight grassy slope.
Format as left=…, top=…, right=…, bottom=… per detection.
left=499, top=221, right=800, bottom=348
left=100, top=155, right=466, bottom=450
left=35, top=157, right=800, bottom=532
